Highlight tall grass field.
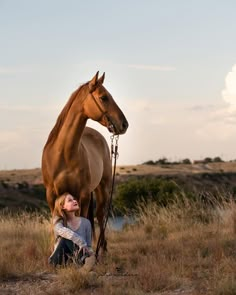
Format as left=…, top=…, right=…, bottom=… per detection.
left=0, top=195, right=236, bottom=294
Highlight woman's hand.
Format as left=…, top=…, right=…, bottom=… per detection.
left=80, top=246, right=90, bottom=257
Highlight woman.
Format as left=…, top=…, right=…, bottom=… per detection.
left=49, top=192, right=95, bottom=271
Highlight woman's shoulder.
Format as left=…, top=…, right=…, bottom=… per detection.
left=52, top=215, right=63, bottom=225
left=79, top=217, right=91, bottom=226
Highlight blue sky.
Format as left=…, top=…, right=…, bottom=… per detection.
left=1, top=0, right=236, bottom=169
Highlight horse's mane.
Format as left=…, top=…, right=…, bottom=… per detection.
left=44, top=82, right=89, bottom=146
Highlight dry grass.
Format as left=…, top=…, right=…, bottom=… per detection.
left=1, top=196, right=236, bottom=294
left=0, top=168, right=42, bottom=185
left=0, top=212, right=51, bottom=279
left=116, top=161, right=236, bottom=176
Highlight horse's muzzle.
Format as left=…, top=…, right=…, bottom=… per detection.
left=106, top=114, right=128, bottom=135
left=113, top=119, right=129, bottom=135
left=120, top=119, right=129, bottom=134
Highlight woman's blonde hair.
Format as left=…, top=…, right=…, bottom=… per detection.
left=52, top=192, right=80, bottom=226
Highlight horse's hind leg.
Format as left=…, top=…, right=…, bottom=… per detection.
left=95, top=180, right=110, bottom=252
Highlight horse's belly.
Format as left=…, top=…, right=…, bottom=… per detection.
left=81, top=129, right=110, bottom=191
left=89, top=159, right=104, bottom=191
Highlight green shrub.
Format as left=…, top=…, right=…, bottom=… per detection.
left=182, top=158, right=191, bottom=164
left=213, top=156, right=224, bottom=163
left=113, top=177, right=181, bottom=214
left=142, top=160, right=156, bottom=165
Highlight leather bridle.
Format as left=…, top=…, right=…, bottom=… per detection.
left=90, top=91, right=108, bottom=119
left=89, top=90, right=116, bottom=134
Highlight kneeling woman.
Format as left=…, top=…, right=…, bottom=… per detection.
left=49, top=192, right=95, bottom=271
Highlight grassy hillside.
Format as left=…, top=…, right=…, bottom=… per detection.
left=1, top=161, right=236, bottom=184
left=1, top=162, right=236, bottom=212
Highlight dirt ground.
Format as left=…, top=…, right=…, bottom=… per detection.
left=0, top=273, right=56, bottom=295
left=0, top=272, right=197, bottom=295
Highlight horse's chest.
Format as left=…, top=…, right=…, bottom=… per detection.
left=54, top=168, right=90, bottom=196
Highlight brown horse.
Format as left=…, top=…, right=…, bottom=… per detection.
left=41, top=72, right=128, bottom=250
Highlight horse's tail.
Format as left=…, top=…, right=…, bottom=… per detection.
left=88, top=192, right=96, bottom=240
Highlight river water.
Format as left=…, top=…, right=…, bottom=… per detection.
left=108, top=216, right=135, bottom=231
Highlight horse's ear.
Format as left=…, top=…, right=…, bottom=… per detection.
left=97, top=72, right=105, bottom=85
left=89, top=71, right=99, bottom=92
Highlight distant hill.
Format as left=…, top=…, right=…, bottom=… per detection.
left=115, top=161, right=236, bottom=176
left=1, top=162, right=236, bottom=212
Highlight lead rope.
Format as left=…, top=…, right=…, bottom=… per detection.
left=95, top=134, right=119, bottom=260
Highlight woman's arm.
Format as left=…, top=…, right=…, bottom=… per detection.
left=83, top=218, right=94, bottom=254
left=85, top=219, right=92, bottom=248
left=53, top=217, right=87, bottom=248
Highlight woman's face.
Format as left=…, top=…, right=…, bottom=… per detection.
left=62, top=194, right=79, bottom=212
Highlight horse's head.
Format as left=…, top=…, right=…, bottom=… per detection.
left=83, top=72, right=129, bottom=135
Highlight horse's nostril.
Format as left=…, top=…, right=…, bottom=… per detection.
left=122, top=121, right=128, bottom=130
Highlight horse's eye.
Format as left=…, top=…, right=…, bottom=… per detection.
left=100, top=96, right=108, bottom=103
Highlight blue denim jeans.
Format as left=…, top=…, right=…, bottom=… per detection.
left=49, top=238, right=80, bottom=266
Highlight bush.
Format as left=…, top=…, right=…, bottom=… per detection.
left=182, top=158, right=191, bottom=164
left=213, top=157, right=224, bottom=163
left=142, top=160, right=156, bottom=165
left=113, top=177, right=181, bottom=214
left=203, top=157, right=213, bottom=163
left=156, top=158, right=169, bottom=165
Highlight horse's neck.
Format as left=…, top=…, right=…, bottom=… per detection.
left=56, top=106, right=87, bottom=161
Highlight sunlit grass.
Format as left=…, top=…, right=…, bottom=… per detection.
left=0, top=212, right=52, bottom=278
left=1, top=194, right=236, bottom=294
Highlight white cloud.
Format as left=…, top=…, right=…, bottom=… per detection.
left=127, top=64, right=176, bottom=71
left=195, top=64, right=236, bottom=142
left=195, top=64, right=236, bottom=141
left=222, top=64, right=236, bottom=109
left=196, top=117, right=236, bottom=141
left=193, top=102, right=236, bottom=141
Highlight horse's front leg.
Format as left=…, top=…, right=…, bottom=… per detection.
left=79, top=191, right=91, bottom=218
left=46, top=188, right=57, bottom=214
